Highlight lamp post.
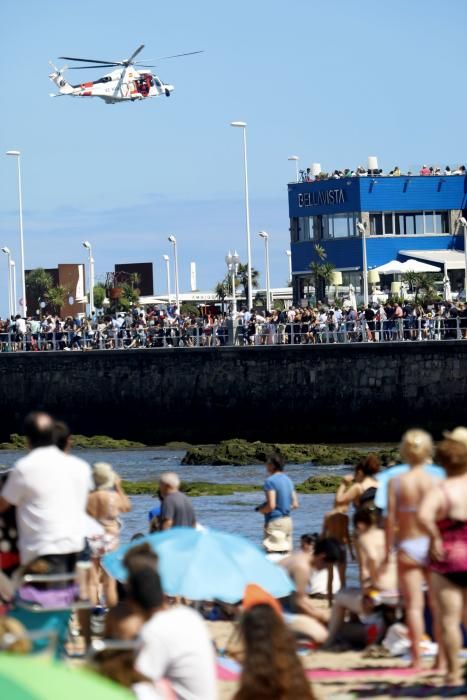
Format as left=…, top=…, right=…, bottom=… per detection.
left=168, top=235, right=179, bottom=310
left=163, top=254, right=172, bottom=304
left=11, top=260, right=17, bottom=316
left=6, top=150, right=26, bottom=316
left=285, top=249, right=292, bottom=285
left=459, top=217, right=467, bottom=299
left=230, top=121, right=253, bottom=310
left=356, top=221, right=369, bottom=307
left=1, top=247, right=12, bottom=319
left=225, top=250, right=240, bottom=315
left=258, top=231, right=271, bottom=311
left=82, top=240, right=94, bottom=317
left=288, top=155, right=299, bottom=182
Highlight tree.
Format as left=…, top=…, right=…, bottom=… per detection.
left=93, top=282, right=106, bottom=309
left=309, top=245, right=335, bottom=302
left=26, top=268, right=53, bottom=306
left=45, top=285, right=68, bottom=315
left=401, top=271, right=441, bottom=302
left=215, top=280, right=229, bottom=313
left=237, top=263, right=259, bottom=309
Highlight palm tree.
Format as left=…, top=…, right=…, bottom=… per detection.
left=237, top=263, right=259, bottom=309
left=309, top=245, right=335, bottom=302
left=215, top=280, right=228, bottom=313
left=46, top=285, right=68, bottom=315
left=402, top=271, right=440, bottom=302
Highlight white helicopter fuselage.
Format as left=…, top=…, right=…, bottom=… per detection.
left=49, top=67, right=174, bottom=103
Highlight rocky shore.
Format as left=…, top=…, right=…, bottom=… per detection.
left=181, top=439, right=399, bottom=467
left=122, top=475, right=343, bottom=497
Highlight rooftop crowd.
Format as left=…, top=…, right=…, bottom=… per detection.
left=299, top=163, right=467, bottom=182
left=1, top=414, right=467, bottom=697
left=1, top=298, right=466, bottom=351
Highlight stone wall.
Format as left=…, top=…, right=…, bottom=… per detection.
left=0, top=343, right=465, bottom=443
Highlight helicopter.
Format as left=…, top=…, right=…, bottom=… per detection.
left=49, top=44, right=202, bottom=104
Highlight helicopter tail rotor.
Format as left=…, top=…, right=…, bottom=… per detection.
left=48, top=61, right=74, bottom=94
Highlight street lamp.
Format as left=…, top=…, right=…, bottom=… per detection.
left=11, top=260, right=17, bottom=316
left=230, top=121, right=253, bottom=310
left=1, top=247, right=12, bottom=319
left=82, top=240, right=94, bottom=317
left=225, top=250, right=240, bottom=315
left=458, top=217, right=467, bottom=299
left=356, top=221, right=368, bottom=307
left=163, top=254, right=172, bottom=304
left=258, top=231, right=271, bottom=311
left=288, top=155, right=299, bottom=182
left=285, top=249, right=292, bottom=285
left=168, top=235, right=179, bottom=310
left=6, top=150, right=26, bottom=317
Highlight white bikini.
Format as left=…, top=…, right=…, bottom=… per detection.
left=394, top=477, right=430, bottom=566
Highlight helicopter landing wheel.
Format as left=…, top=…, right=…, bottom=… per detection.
left=165, top=89, right=171, bottom=97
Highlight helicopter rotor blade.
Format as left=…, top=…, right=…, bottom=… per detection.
left=140, top=50, right=204, bottom=62
left=59, top=56, right=124, bottom=65
left=67, top=64, right=119, bottom=70
left=133, top=64, right=157, bottom=68
left=124, top=44, right=145, bottom=65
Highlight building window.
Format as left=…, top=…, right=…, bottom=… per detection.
left=290, top=218, right=299, bottom=243
left=322, top=212, right=358, bottom=238
left=298, top=217, right=312, bottom=241
left=369, top=211, right=450, bottom=235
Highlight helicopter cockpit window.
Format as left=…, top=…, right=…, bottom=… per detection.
left=154, top=78, right=162, bottom=88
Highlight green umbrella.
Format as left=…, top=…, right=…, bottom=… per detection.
left=0, top=655, right=134, bottom=700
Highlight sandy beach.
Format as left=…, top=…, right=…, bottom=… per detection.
left=209, top=620, right=464, bottom=700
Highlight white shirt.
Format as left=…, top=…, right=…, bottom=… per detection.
left=16, top=318, right=27, bottom=334
left=136, top=606, right=216, bottom=700
left=2, top=445, right=92, bottom=564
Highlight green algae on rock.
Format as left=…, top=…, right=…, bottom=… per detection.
left=122, top=480, right=263, bottom=497
left=0, top=433, right=146, bottom=450
left=182, top=439, right=399, bottom=467
left=122, top=475, right=343, bottom=497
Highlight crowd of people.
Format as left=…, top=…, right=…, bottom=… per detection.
left=1, top=298, right=466, bottom=352
left=1, top=414, right=467, bottom=697
left=299, top=163, right=467, bottom=182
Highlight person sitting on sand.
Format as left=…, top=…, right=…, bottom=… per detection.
left=300, top=532, right=342, bottom=601
left=232, top=584, right=315, bottom=700
left=325, top=508, right=398, bottom=649
left=385, top=429, right=444, bottom=670
left=279, top=538, right=342, bottom=644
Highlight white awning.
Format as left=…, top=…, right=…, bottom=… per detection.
left=400, top=258, right=440, bottom=273
left=373, top=259, right=406, bottom=274
left=399, top=249, right=465, bottom=270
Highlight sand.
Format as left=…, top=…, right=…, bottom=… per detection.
left=208, top=620, right=465, bottom=700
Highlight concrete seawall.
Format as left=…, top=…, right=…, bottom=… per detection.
left=0, top=343, right=466, bottom=443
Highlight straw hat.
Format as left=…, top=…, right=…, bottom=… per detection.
left=443, top=427, right=467, bottom=449
left=92, top=462, right=117, bottom=490
left=262, top=529, right=291, bottom=553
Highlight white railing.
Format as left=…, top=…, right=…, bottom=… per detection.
left=0, top=317, right=465, bottom=352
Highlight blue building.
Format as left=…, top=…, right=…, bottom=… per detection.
left=288, top=175, right=467, bottom=303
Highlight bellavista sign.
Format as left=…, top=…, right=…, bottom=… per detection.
left=298, top=189, right=345, bottom=208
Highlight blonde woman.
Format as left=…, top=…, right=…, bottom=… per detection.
left=87, top=462, right=131, bottom=607
left=385, top=430, right=444, bottom=669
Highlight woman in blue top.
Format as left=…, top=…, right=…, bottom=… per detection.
left=257, top=453, right=298, bottom=554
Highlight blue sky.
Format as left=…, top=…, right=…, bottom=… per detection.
left=1, top=0, right=466, bottom=313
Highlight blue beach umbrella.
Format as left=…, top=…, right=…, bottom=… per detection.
left=102, top=527, right=294, bottom=604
